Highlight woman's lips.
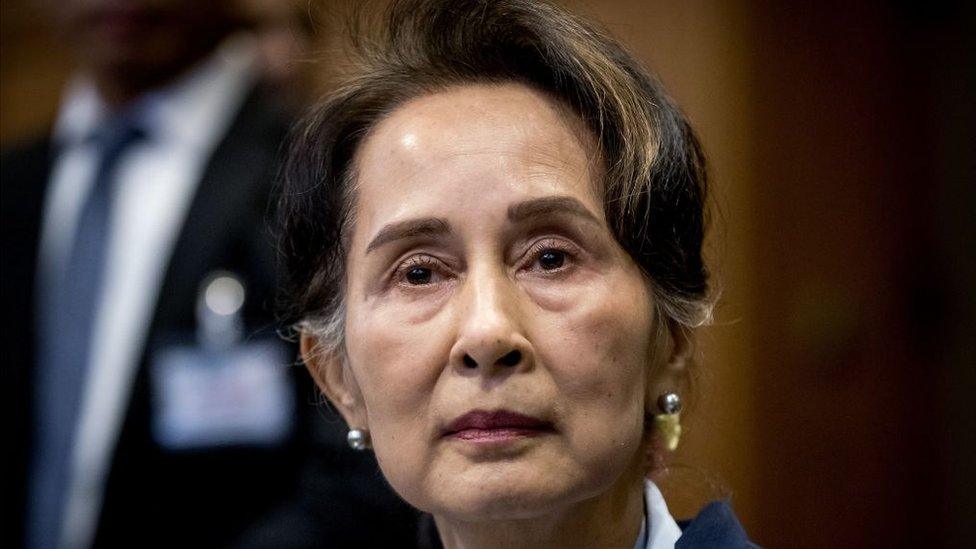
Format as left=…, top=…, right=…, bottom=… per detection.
left=443, top=409, right=554, bottom=442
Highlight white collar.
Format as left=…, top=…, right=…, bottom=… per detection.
left=635, top=480, right=683, bottom=549
left=53, top=32, right=258, bottom=148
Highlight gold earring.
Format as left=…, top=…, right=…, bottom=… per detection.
left=654, top=392, right=682, bottom=451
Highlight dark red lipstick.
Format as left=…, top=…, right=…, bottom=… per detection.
left=444, top=409, right=554, bottom=442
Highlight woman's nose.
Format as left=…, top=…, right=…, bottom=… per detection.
left=449, top=268, right=532, bottom=374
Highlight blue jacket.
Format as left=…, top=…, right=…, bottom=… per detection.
left=676, top=500, right=759, bottom=548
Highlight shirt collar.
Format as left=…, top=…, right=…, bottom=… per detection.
left=637, top=480, right=683, bottom=549
left=53, top=77, right=106, bottom=147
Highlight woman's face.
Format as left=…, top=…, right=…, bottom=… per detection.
left=315, top=83, right=666, bottom=520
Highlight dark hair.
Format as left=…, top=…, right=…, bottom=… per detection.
left=277, top=0, right=711, bottom=358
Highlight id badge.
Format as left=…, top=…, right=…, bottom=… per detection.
left=151, top=339, right=294, bottom=450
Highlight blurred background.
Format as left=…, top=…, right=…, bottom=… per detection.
left=3, top=0, right=973, bottom=547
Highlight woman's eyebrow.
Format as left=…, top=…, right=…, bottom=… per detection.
left=507, top=196, right=601, bottom=225
left=365, top=217, right=451, bottom=254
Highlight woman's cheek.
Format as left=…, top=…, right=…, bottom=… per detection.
left=520, top=266, right=601, bottom=312
left=538, top=272, right=652, bottom=402
left=368, top=279, right=456, bottom=324
left=350, top=291, right=456, bottom=419
left=352, top=318, right=436, bottom=408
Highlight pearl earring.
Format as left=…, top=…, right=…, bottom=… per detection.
left=347, top=428, right=371, bottom=451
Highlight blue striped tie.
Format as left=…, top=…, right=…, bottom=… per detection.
left=30, top=114, right=146, bottom=549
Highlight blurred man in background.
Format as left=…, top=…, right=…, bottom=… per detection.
left=1, top=1, right=417, bottom=547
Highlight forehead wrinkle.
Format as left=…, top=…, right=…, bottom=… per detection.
left=519, top=141, right=604, bottom=208
left=375, top=144, right=586, bottom=191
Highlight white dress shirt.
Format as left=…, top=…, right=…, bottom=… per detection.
left=635, top=480, right=683, bottom=549
left=38, top=35, right=259, bottom=548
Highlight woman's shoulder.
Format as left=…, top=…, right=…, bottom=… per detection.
left=676, top=500, right=760, bottom=549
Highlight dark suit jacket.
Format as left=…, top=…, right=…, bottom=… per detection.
left=675, top=501, right=760, bottom=548
left=1, top=84, right=418, bottom=548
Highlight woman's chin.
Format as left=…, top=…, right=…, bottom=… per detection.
left=421, top=463, right=599, bottom=522
left=432, top=486, right=568, bottom=522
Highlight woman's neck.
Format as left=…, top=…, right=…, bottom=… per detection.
left=432, top=470, right=646, bottom=549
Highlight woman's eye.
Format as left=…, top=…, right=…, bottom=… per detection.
left=537, top=249, right=566, bottom=271
left=394, top=255, right=445, bottom=287
left=405, top=266, right=433, bottom=285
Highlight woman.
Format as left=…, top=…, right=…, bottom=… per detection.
left=278, top=0, right=756, bottom=547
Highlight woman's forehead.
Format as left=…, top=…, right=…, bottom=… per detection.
left=351, top=83, right=603, bottom=238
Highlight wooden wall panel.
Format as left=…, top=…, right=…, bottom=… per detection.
left=0, top=0, right=72, bottom=144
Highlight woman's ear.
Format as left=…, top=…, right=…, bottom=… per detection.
left=665, top=323, right=693, bottom=371
left=300, top=332, right=367, bottom=429
left=645, top=319, right=692, bottom=408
